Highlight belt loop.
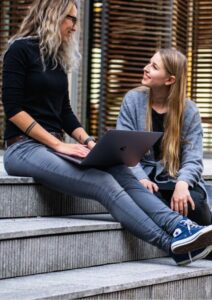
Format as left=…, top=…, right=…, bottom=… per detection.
left=4, top=135, right=26, bottom=149
left=4, top=140, right=8, bottom=150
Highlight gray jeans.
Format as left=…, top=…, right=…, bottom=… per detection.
left=4, top=139, right=182, bottom=253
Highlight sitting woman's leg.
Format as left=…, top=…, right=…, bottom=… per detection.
left=154, top=186, right=211, bottom=225
left=188, top=185, right=211, bottom=225
left=107, top=165, right=182, bottom=235
left=4, top=140, right=212, bottom=261
left=107, top=165, right=212, bottom=263
left=4, top=139, right=173, bottom=253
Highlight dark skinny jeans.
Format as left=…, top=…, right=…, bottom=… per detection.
left=4, top=139, right=183, bottom=253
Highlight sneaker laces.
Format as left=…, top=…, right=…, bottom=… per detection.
left=173, top=219, right=201, bottom=238
left=180, top=219, right=201, bottom=234
left=188, top=251, right=192, bottom=263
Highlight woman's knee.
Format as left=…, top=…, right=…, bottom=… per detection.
left=86, top=168, right=122, bottom=193
left=188, top=201, right=212, bottom=225
left=108, top=165, right=141, bottom=189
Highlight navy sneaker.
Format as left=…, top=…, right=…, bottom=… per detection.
left=171, top=245, right=212, bottom=266
left=171, top=217, right=212, bottom=254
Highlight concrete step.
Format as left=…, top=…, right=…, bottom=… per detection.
left=1, top=258, right=212, bottom=300
left=0, top=176, right=106, bottom=218
left=1, top=174, right=212, bottom=218
left=0, top=214, right=165, bottom=279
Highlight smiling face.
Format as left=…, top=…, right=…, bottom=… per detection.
left=142, top=52, right=172, bottom=89
left=60, top=4, right=77, bottom=43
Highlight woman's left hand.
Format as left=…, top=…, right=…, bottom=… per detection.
left=170, top=181, right=195, bottom=216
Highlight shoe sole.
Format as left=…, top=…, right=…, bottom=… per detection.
left=177, top=245, right=212, bottom=266
left=171, top=225, right=212, bottom=254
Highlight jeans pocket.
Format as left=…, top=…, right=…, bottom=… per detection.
left=3, top=141, right=26, bottom=174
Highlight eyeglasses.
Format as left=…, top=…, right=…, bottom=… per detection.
left=66, top=15, right=78, bottom=26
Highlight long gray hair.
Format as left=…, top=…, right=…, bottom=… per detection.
left=9, top=0, right=81, bottom=73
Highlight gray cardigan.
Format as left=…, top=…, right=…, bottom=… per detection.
left=116, top=88, right=207, bottom=193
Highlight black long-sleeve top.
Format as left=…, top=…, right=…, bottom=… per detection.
left=152, top=108, right=165, bottom=160
left=2, top=37, right=82, bottom=140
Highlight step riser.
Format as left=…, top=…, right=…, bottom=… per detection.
left=1, top=258, right=212, bottom=300
left=0, top=184, right=106, bottom=218
left=0, top=231, right=164, bottom=279
left=84, top=276, right=212, bottom=300
left=1, top=179, right=212, bottom=218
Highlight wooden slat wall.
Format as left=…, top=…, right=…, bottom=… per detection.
left=172, top=0, right=189, bottom=51
left=192, top=0, right=212, bottom=152
left=0, top=0, right=32, bottom=147
left=87, top=0, right=103, bottom=137
left=88, top=0, right=189, bottom=137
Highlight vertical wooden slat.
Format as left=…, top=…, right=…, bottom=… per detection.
left=87, top=0, right=103, bottom=136
left=192, top=0, right=212, bottom=152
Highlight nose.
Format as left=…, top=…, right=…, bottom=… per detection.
left=71, top=22, right=77, bottom=32
left=144, top=63, right=150, bottom=72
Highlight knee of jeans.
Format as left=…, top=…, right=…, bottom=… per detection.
left=193, top=196, right=208, bottom=209
left=109, top=165, right=134, bottom=178
left=99, top=172, right=126, bottom=203
left=189, top=207, right=212, bottom=225
left=189, top=197, right=209, bottom=215
left=109, top=166, right=138, bottom=186
left=87, top=169, right=122, bottom=193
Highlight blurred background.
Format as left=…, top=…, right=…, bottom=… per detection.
left=0, top=0, right=212, bottom=155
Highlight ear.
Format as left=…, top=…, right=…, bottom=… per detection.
left=165, top=75, right=176, bottom=86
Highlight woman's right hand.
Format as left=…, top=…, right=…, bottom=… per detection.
left=139, top=178, right=159, bottom=193
left=54, top=142, right=90, bottom=158
left=8, top=112, right=91, bottom=158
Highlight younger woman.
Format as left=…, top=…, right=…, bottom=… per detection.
left=117, top=48, right=211, bottom=226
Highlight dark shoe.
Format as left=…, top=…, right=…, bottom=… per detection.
left=171, top=217, right=212, bottom=254
left=171, top=245, right=212, bottom=266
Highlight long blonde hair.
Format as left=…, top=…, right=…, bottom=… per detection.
left=146, top=48, right=187, bottom=177
left=8, top=0, right=80, bottom=73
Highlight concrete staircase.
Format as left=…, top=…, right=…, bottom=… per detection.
left=1, top=173, right=212, bottom=299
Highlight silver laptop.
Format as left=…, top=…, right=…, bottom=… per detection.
left=55, top=130, right=162, bottom=168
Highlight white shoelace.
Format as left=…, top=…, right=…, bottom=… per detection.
left=188, top=251, right=192, bottom=262
left=181, top=219, right=200, bottom=234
